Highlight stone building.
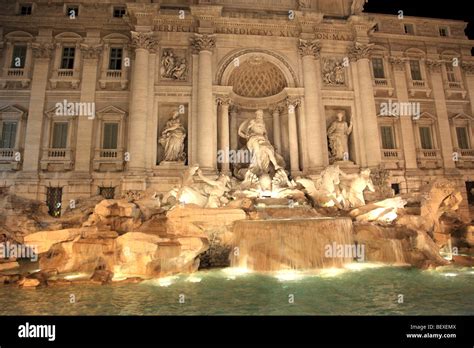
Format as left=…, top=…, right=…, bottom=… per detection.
left=0, top=0, right=473, bottom=217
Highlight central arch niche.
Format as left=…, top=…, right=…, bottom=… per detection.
left=228, top=57, right=288, bottom=98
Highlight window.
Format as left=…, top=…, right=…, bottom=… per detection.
left=409, top=60, right=423, bottom=81
left=445, top=63, right=456, bottom=82
left=372, top=58, right=385, bottom=79
left=20, top=4, right=32, bottom=15
left=439, top=26, right=449, bottom=37
left=102, top=123, right=118, bottom=149
left=419, top=126, right=433, bottom=149
left=108, top=48, right=123, bottom=70
left=52, top=122, right=68, bottom=148
left=404, top=24, right=415, bottom=35
left=66, top=5, right=79, bottom=17
left=391, top=183, right=400, bottom=195
left=46, top=187, right=62, bottom=217
left=113, top=7, right=126, bottom=18
left=11, top=45, right=27, bottom=69
left=380, top=126, right=395, bottom=149
left=1, top=122, right=17, bottom=148
left=60, top=47, right=75, bottom=69
left=99, top=186, right=115, bottom=199
left=456, top=127, right=470, bottom=149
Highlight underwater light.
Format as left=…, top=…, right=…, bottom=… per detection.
left=274, top=270, right=304, bottom=281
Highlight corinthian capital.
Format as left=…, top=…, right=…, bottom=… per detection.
left=31, top=42, right=54, bottom=59
left=80, top=44, right=103, bottom=59
left=190, top=34, right=216, bottom=53
left=216, top=96, right=232, bottom=107
left=348, top=42, right=374, bottom=61
left=426, top=59, right=443, bottom=73
left=131, top=31, right=158, bottom=51
left=298, top=39, right=321, bottom=58
left=462, top=61, right=474, bottom=75
left=389, top=56, right=406, bottom=71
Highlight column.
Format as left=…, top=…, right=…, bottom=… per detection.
left=270, top=105, right=282, bottom=153
left=390, top=57, right=418, bottom=170
left=128, top=31, right=156, bottom=173
left=298, top=39, right=325, bottom=170
left=230, top=106, right=239, bottom=151
left=287, top=98, right=300, bottom=174
left=462, top=61, right=474, bottom=116
left=22, top=42, right=53, bottom=173
left=217, top=97, right=231, bottom=173
left=191, top=34, right=216, bottom=171
left=349, top=43, right=382, bottom=167
left=427, top=59, right=456, bottom=170
left=75, top=43, right=101, bottom=173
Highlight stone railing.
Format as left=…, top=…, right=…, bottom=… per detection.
left=0, top=148, right=16, bottom=160
left=374, top=78, right=388, bottom=86
left=99, top=69, right=128, bottom=89
left=40, top=147, right=74, bottom=171
left=93, top=148, right=124, bottom=171
left=454, top=148, right=474, bottom=168
left=373, top=78, right=394, bottom=96
left=7, top=68, right=25, bottom=77
left=408, top=79, right=431, bottom=97
left=43, top=147, right=73, bottom=159
left=417, top=148, right=440, bottom=158
left=50, top=69, right=80, bottom=89
left=1, top=67, right=31, bottom=88
left=381, top=149, right=402, bottom=159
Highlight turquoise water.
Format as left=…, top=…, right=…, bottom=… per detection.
left=1, top=265, right=473, bottom=315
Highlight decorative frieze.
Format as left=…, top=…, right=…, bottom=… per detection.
left=322, top=58, right=346, bottom=86
left=160, top=48, right=188, bottom=81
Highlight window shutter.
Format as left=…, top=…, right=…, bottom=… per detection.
left=1, top=122, right=17, bottom=148
left=419, top=127, right=433, bottom=149
left=103, top=123, right=118, bottom=149
left=52, top=122, right=68, bottom=148
left=380, top=126, right=395, bottom=149
left=456, top=127, right=469, bottom=149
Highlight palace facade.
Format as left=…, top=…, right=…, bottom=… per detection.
left=0, top=0, right=473, bottom=217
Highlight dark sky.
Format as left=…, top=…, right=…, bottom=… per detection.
left=364, top=0, right=474, bottom=40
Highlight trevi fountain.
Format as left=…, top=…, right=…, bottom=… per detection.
left=0, top=108, right=473, bottom=315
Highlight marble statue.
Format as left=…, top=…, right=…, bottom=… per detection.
left=327, top=111, right=353, bottom=162
left=161, top=49, right=188, bottom=81
left=238, top=109, right=288, bottom=184
left=159, top=110, right=186, bottom=162
left=340, top=168, right=375, bottom=208
left=297, top=165, right=346, bottom=208
left=164, top=165, right=231, bottom=208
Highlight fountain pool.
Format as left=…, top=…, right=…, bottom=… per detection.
left=0, top=265, right=473, bottom=315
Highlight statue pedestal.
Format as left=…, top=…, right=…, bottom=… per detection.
left=159, top=161, right=186, bottom=168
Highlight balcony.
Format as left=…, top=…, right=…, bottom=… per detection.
left=99, top=69, right=128, bottom=90
left=444, top=81, right=467, bottom=99
left=49, top=69, right=80, bottom=89
left=40, top=147, right=74, bottom=171
left=454, top=148, right=474, bottom=169
left=0, top=148, right=21, bottom=170
left=381, top=149, right=404, bottom=169
left=93, top=148, right=124, bottom=171
left=408, top=80, right=431, bottom=97
left=0, top=67, right=31, bottom=88
left=416, top=148, right=442, bottom=169
left=373, top=78, right=394, bottom=97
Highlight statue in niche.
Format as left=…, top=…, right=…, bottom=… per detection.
left=238, top=109, right=289, bottom=186
left=159, top=110, right=186, bottom=162
left=160, top=49, right=188, bottom=81
left=327, top=111, right=353, bottom=162
left=322, top=58, right=346, bottom=86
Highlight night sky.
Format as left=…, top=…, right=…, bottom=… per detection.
left=364, top=0, right=474, bottom=40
